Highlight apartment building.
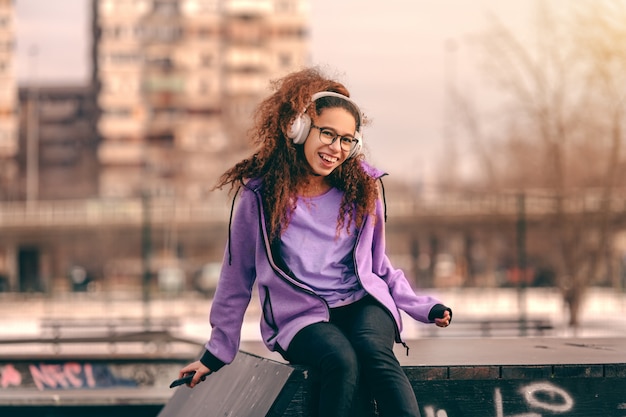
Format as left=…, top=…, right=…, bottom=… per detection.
left=93, top=0, right=310, bottom=199
left=0, top=0, right=310, bottom=293
left=0, top=0, right=17, bottom=200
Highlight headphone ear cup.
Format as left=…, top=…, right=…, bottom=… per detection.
left=348, top=131, right=363, bottom=158
left=287, top=114, right=312, bottom=145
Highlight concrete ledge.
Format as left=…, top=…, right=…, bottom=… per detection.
left=1, top=338, right=625, bottom=416
left=240, top=337, right=626, bottom=367
left=162, top=338, right=626, bottom=417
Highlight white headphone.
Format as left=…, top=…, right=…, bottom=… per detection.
left=287, top=91, right=363, bottom=158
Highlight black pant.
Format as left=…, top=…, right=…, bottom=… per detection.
left=286, top=295, right=421, bottom=417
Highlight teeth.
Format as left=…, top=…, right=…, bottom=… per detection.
left=320, top=154, right=337, bottom=163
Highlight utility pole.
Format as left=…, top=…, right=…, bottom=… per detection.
left=26, top=45, right=39, bottom=210
left=516, top=192, right=528, bottom=335
left=142, top=191, right=152, bottom=329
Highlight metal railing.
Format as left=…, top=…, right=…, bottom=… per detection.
left=1, top=191, right=626, bottom=229
left=0, top=197, right=232, bottom=228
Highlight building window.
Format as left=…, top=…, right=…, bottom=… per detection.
left=104, top=107, right=133, bottom=118
left=100, top=0, right=150, bottom=16
left=0, top=129, right=15, bottom=151
left=278, top=52, right=292, bottom=68
left=182, top=0, right=219, bottom=15
left=145, top=76, right=184, bottom=93
left=103, top=25, right=138, bottom=41
left=197, top=79, right=210, bottom=95
left=146, top=55, right=174, bottom=70
left=145, top=25, right=182, bottom=42
left=109, top=52, right=141, bottom=65
left=200, top=54, right=213, bottom=67
left=153, top=0, right=179, bottom=16
left=133, top=25, right=144, bottom=41
left=275, top=0, right=297, bottom=13
left=197, top=27, right=211, bottom=38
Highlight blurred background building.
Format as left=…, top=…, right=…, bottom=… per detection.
left=0, top=0, right=624, bottom=336
left=0, top=0, right=311, bottom=294
left=94, top=0, right=308, bottom=200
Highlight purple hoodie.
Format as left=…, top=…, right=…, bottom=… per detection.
left=201, top=165, right=445, bottom=372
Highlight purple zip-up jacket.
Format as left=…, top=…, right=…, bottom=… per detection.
left=200, top=165, right=444, bottom=372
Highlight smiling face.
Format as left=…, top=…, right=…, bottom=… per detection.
left=303, top=107, right=357, bottom=177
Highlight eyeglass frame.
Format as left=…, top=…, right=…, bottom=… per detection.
left=310, top=124, right=359, bottom=153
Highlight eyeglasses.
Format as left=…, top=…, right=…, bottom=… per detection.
left=310, top=124, right=358, bottom=152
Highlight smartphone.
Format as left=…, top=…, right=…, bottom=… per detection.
left=169, top=371, right=196, bottom=388
left=169, top=371, right=210, bottom=388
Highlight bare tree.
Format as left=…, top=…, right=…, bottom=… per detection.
left=453, top=0, right=626, bottom=326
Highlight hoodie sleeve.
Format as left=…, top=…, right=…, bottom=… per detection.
left=370, top=197, right=445, bottom=323
left=202, top=187, right=259, bottom=369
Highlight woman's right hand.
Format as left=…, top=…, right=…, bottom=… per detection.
left=179, top=360, right=212, bottom=388
left=435, top=310, right=452, bottom=328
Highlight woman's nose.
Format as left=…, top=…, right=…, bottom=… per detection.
left=328, top=137, right=342, bottom=152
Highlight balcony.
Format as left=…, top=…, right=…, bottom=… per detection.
left=98, top=141, right=144, bottom=165
left=222, top=0, right=272, bottom=16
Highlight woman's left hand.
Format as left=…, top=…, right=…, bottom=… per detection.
left=435, top=310, right=451, bottom=328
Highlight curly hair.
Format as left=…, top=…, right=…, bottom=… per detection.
left=215, top=67, right=379, bottom=242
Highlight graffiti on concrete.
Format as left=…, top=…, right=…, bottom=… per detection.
left=418, top=379, right=623, bottom=417
left=28, top=363, right=98, bottom=391
left=515, top=382, right=574, bottom=414
left=423, top=382, right=573, bottom=416
left=0, top=364, right=20, bottom=388
left=0, top=362, right=138, bottom=390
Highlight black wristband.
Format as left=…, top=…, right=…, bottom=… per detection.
left=428, top=304, right=452, bottom=322
left=200, top=349, right=226, bottom=372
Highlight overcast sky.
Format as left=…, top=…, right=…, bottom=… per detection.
left=14, top=0, right=552, bottom=184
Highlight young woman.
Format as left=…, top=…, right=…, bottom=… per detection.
left=178, top=67, right=452, bottom=417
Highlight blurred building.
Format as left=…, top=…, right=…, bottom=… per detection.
left=0, top=0, right=311, bottom=293
left=93, top=0, right=310, bottom=199
left=17, top=85, right=99, bottom=201
left=0, top=0, right=17, bottom=200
